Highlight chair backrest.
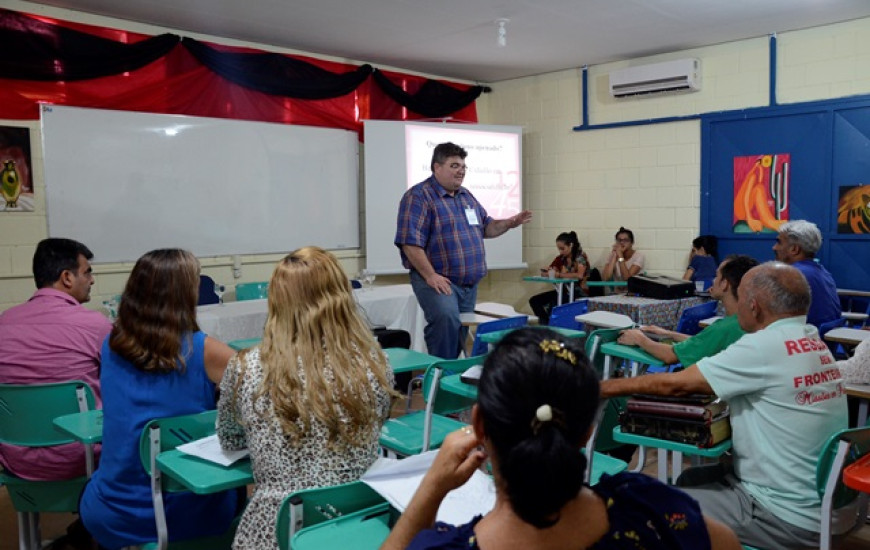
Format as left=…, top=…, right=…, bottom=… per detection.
left=0, top=381, right=96, bottom=446
left=289, top=503, right=391, bottom=550
left=419, top=356, right=485, bottom=453
left=235, top=281, right=269, bottom=301
left=471, top=315, right=528, bottom=356
left=584, top=327, right=628, bottom=377
left=583, top=328, right=632, bottom=459
left=138, top=410, right=218, bottom=493
left=675, top=300, right=720, bottom=336
left=549, top=299, right=588, bottom=330
left=422, top=356, right=486, bottom=416
left=816, top=426, right=870, bottom=546
left=275, top=480, right=387, bottom=548
left=197, top=274, right=219, bottom=306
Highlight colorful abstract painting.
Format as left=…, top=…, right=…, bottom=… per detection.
left=733, top=154, right=790, bottom=233
left=837, top=184, right=870, bottom=234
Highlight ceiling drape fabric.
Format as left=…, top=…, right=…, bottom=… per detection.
left=0, top=8, right=484, bottom=135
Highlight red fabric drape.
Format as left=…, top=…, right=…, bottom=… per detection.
left=0, top=11, right=478, bottom=137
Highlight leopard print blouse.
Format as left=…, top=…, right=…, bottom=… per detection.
left=217, top=345, right=394, bottom=549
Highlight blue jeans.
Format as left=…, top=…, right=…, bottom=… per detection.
left=409, top=270, right=478, bottom=359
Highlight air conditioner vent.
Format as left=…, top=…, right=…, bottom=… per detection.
left=609, top=58, right=701, bottom=97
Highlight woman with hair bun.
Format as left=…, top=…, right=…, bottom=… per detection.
left=381, top=327, right=740, bottom=550
left=529, top=231, right=589, bottom=324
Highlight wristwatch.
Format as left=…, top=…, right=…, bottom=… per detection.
left=618, top=257, right=625, bottom=263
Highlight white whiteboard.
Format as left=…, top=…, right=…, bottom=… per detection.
left=41, top=105, right=359, bottom=263
left=363, top=120, right=524, bottom=274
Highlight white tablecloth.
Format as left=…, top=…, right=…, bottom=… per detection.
left=196, top=284, right=427, bottom=352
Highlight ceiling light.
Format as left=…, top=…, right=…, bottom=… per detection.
left=496, top=18, right=509, bottom=47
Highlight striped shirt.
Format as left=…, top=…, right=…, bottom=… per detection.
left=395, top=176, right=492, bottom=286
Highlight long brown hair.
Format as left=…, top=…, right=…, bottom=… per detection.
left=253, top=247, right=393, bottom=446
left=109, top=249, right=200, bottom=373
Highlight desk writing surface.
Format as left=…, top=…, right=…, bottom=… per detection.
left=846, top=384, right=870, bottom=400
left=824, top=328, right=870, bottom=345
left=837, top=289, right=870, bottom=298
left=439, top=374, right=478, bottom=400
left=156, top=449, right=253, bottom=494
left=600, top=342, right=667, bottom=367
left=612, top=427, right=732, bottom=457
left=53, top=410, right=103, bottom=444
left=478, top=326, right=585, bottom=344
left=585, top=281, right=628, bottom=287
left=384, top=348, right=439, bottom=374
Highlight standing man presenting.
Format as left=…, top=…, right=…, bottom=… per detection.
left=395, top=142, right=531, bottom=358
left=773, top=219, right=841, bottom=329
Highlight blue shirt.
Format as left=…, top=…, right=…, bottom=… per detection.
left=80, top=332, right=237, bottom=549
left=406, top=472, right=711, bottom=550
left=687, top=255, right=717, bottom=283
left=395, top=176, right=492, bottom=286
left=792, top=259, right=841, bottom=328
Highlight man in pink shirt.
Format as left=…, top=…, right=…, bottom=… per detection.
left=0, top=238, right=112, bottom=481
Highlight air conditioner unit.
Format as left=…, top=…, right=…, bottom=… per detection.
left=609, top=58, right=701, bottom=97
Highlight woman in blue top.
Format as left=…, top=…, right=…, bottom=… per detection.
left=683, top=235, right=718, bottom=288
left=80, top=249, right=239, bottom=550
left=381, top=328, right=740, bottom=550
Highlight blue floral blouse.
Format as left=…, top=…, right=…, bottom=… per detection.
left=405, top=472, right=711, bottom=550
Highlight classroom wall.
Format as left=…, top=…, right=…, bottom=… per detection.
left=474, top=17, right=870, bottom=312
left=2, top=1, right=869, bottom=315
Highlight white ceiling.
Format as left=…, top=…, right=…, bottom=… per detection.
left=23, top=0, right=870, bottom=82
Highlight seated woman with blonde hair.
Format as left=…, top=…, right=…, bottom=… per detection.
left=381, top=328, right=740, bottom=550
left=217, top=246, right=395, bottom=550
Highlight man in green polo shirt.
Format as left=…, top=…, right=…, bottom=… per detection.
left=616, top=254, right=758, bottom=366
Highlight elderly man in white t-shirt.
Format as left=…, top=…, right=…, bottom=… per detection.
left=601, top=262, right=847, bottom=550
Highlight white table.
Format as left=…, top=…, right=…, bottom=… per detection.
left=197, top=284, right=427, bottom=352
left=825, top=328, right=870, bottom=347
left=575, top=310, right=635, bottom=329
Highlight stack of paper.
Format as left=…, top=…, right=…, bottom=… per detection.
left=361, top=451, right=495, bottom=525
left=176, top=434, right=250, bottom=467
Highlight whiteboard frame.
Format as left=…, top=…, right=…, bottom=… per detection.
left=41, top=105, right=359, bottom=263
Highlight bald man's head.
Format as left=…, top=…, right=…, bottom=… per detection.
left=737, top=262, right=810, bottom=331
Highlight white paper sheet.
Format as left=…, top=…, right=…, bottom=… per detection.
left=361, top=451, right=495, bottom=525
left=175, top=433, right=250, bottom=467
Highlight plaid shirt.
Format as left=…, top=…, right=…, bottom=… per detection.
left=395, top=176, right=491, bottom=286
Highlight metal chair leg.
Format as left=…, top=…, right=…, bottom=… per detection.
left=405, top=374, right=423, bottom=413
left=17, top=512, right=29, bottom=550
